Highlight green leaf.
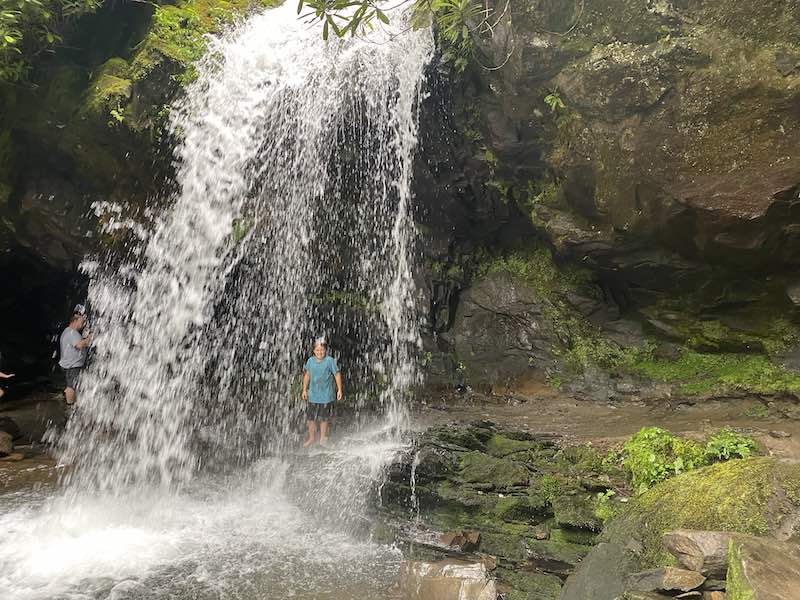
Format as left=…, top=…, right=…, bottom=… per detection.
left=322, top=18, right=329, bottom=40
left=4, top=35, right=16, bottom=44
left=297, top=0, right=304, bottom=14
left=375, top=8, right=389, bottom=24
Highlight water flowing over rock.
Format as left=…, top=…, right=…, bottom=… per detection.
left=56, top=3, right=433, bottom=493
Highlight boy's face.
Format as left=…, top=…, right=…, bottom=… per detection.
left=314, top=345, right=326, bottom=360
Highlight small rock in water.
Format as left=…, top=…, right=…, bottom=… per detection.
left=0, top=452, right=24, bottom=461
left=769, top=430, right=792, bottom=439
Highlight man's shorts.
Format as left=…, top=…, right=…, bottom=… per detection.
left=306, top=401, right=334, bottom=422
left=63, top=367, right=81, bottom=390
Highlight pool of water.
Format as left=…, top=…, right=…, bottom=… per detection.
left=0, top=441, right=405, bottom=600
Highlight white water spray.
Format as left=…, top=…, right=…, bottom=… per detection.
left=57, top=3, right=433, bottom=493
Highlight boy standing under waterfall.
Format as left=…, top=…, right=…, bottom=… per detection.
left=302, top=339, right=343, bottom=447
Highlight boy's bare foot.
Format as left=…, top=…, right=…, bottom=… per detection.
left=303, top=437, right=315, bottom=448
left=319, top=436, right=329, bottom=447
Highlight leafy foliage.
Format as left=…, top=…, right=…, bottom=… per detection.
left=0, top=0, right=102, bottom=83
left=593, top=489, right=618, bottom=523
left=704, top=428, right=758, bottom=462
left=297, top=0, right=486, bottom=71
left=622, top=427, right=706, bottom=494
left=620, top=426, right=760, bottom=494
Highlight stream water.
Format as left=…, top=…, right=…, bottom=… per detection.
left=0, top=3, right=433, bottom=598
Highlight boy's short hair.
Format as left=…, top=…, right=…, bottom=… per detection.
left=313, top=337, right=328, bottom=350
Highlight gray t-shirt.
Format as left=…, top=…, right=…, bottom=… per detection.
left=59, top=328, right=87, bottom=369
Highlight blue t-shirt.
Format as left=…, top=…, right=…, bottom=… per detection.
left=304, top=355, right=339, bottom=404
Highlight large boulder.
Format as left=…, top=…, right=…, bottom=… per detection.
left=446, top=271, right=560, bottom=384
left=604, top=458, right=800, bottom=568
left=559, top=542, right=636, bottom=600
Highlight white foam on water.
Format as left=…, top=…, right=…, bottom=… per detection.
left=0, top=455, right=403, bottom=599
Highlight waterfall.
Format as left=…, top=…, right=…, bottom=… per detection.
left=57, top=3, right=434, bottom=493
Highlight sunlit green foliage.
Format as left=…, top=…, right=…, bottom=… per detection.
left=622, top=427, right=706, bottom=494
left=620, top=426, right=760, bottom=494
left=704, top=428, right=758, bottom=462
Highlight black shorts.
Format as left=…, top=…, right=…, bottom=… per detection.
left=306, top=401, right=334, bottom=422
left=63, top=367, right=81, bottom=390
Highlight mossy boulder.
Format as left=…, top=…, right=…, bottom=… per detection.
left=604, top=458, right=800, bottom=568
left=83, top=58, right=133, bottom=121
left=459, top=452, right=530, bottom=489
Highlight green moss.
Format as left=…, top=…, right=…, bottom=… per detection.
left=552, top=493, right=602, bottom=531
left=497, top=567, right=562, bottom=600
left=726, top=540, right=755, bottom=600
left=480, top=531, right=528, bottom=561
left=459, top=452, right=529, bottom=489
left=628, top=348, right=800, bottom=396
left=493, top=495, right=547, bottom=522
left=548, top=525, right=598, bottom=545
left=312, top=290, right=375, bottom=311
left=486, top=434, right=541, bottom=458
left=83, top=58, right=133, bottom=120
left=605, top=458, right=800, bottom=567
left=130, top=0, right=282, bottom=91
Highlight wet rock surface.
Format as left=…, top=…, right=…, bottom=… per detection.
left=381, top=421, right=625, bottom=598
left=662, top=530, right=733, bottom=578
left=398, top=559, right=497, bottom=600
left=727, top=536, right=800, bottom=600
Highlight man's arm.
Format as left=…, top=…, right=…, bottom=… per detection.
left=302, top=371, right=310, bottom=400
left=74, top=334, right=92, bottom=349
left=335, top=372, right=343, bottom=401
left=0, top=372, right=13, bottom=379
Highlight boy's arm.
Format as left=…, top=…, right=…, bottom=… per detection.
left=335, top=372, right=343, bottom=401
left=0, top=372, right=13, bottom=379
left=302, top=371, right=310, bottom=400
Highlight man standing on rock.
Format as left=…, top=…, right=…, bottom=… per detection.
left=59, top=306, right=92, bottom=406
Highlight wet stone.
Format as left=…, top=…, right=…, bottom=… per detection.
left=398, top=559, right=497, bottom=600
left=627, top=567, right=706, bottom=593
left=440, top=529, right=481, bottom=552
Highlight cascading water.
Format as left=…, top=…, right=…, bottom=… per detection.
left=0, top=4, right=434, bottom=599
left=58, top=2, right=432, bottom=493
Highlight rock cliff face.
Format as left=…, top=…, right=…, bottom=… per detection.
left=2, top=0, right=800, bottom=389
left=416, top=0, right=800, bottom=397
